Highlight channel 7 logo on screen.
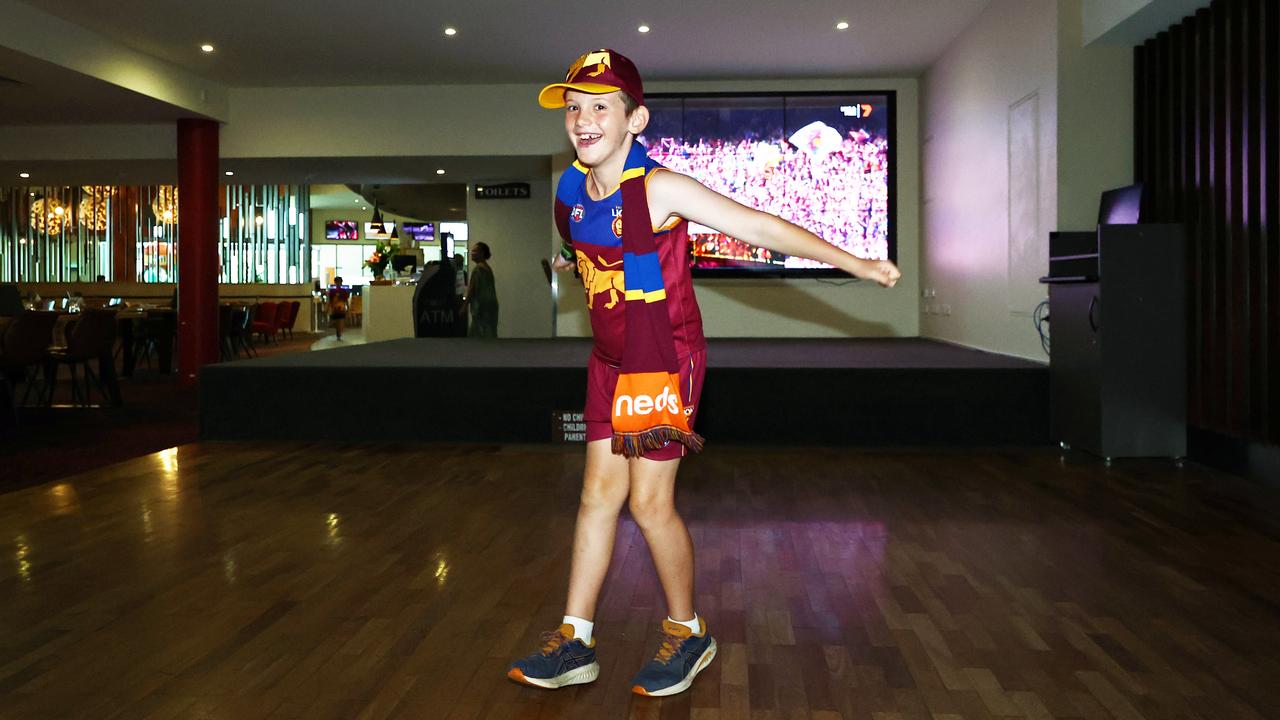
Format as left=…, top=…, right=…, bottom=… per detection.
left=840, top=104, right=875, bottom=118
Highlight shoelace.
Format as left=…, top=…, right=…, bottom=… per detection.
left=539, top=629, right=569, bottom=655
left=654, top=630, right=687, bottom=665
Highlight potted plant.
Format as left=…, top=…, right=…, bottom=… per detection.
left=364, top=240, right=395, bottom=284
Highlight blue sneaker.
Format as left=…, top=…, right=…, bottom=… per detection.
left=631, top=618, right=717, bottom=696
left=507, top=623, right=600, bottom=689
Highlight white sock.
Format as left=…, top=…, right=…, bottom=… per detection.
left=563, top=615, right=594, bottom=645
left=668, top=613, right=701, bottom=635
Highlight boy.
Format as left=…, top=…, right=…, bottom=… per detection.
left=508, top=49, right=901, bottom=697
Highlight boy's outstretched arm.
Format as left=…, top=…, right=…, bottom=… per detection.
left=647, top=170, right=901, bottom=288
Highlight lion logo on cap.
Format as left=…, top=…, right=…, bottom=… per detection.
left=567, top=50, right=612, bottom=80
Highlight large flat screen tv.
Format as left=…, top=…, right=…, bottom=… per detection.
left=639, top=91, right=895, bottom=277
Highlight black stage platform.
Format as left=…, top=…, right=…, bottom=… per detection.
left=200, top=338, right=1048, bottom=446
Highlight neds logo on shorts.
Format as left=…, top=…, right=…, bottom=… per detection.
left=611, top=371, right=693, bottom=434
left=614, top=385, right=680, bottom=417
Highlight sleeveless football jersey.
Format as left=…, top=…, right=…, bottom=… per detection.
left=555, top=154, right=706, bottom=366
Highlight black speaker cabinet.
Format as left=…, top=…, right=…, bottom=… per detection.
left=1044, top=224, right=1186, bottom=461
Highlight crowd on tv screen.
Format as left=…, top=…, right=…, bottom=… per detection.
left=644, top=128, right=890, bottom=268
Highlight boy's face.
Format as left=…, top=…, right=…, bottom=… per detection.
left=563, top=89, right=648, bottom=167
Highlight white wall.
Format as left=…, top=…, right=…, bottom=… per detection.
left=1082, top=0, right=1211, bottom=46
left=1057, top=0, right=1134, bottom=229
left=920, top=0, right=1135, bottom=362
left=921, top=0, right=1059, bottom=361
left=466, top=176, right=554, bottom=338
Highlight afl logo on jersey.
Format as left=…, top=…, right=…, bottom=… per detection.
left=612, top=212, right=624, bottom=238
left=570, top=204, right=585, bottom=222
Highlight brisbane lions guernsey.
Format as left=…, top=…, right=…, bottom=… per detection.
left=555, top=154, right=706, bottom=367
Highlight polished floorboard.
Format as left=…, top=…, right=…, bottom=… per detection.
left=2, top=443, right=1279, bottom=720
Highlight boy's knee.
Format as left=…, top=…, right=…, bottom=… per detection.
left=627, top=492, right=674, bottom=527
left=580, top=477, right=627, bottom=514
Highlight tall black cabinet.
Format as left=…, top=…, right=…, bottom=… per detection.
left=1045, top=224, right=1186, bottom=462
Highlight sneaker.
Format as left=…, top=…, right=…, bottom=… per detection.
left=630, top=618, right=717, bottom=697
left=507, top=623, right=600, bottom=690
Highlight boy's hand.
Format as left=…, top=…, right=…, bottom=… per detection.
left=852, top=259, right=901, bottom=288
left=551, top=255, right=575, bottom=272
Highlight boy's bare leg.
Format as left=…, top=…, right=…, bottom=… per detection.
left=564, top=439, right=631, bottom=620
left=627, top=456, right=695, bottom=621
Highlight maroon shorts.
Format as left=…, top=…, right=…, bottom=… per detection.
left=585, top=349, right=707, bottom=461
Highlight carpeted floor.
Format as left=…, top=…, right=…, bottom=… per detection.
left=1, top=332, right=324, bottom=493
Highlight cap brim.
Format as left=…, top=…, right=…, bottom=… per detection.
left=537, top=82, right=622, bottom=109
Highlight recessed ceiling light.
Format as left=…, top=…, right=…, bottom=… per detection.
left=443, top=27, right=457, bottom=37
left=638, top=24, right=650, bottom=33
left=835, top=21, right=850, bottom=31
left=19, top=172, right=30, bottom=179
left=200, top=43, right=215, bottom=53
left=224, top=170, right=234, bottom=176
left=436, top=169, right=446, bottom=175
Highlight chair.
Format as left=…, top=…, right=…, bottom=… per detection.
left=0, top=311, right=59, bottom=406
left=238, top=304, right=258, bottom=357
left=250, top=301, right=279, bottom=343
left=130, top=309, right=177, bottom=373
left=284, top=301, right=301, bottom=339
left=0, top=284, right=24, bottom=317
left=348, top=293, right=363, bottom=327
left=45, top=309, right=118, bottom=406
left=218, top=304, right=235, bottom=361
left=274, top=301, right=293, bottom=340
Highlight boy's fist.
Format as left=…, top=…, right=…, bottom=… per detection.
left=857, top=259, right=900, bottom=287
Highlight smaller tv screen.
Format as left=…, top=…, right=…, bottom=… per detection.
left=325, top=220, right=357, bottom=240
left=402, top=222, right=435, bottom=243
left=364, top=222, right=396, bottom=241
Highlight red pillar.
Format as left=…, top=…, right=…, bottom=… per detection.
left=176, top=119, right=220, bottom=385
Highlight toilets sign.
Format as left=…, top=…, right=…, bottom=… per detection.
left=475, top=182, right=531, bottom=200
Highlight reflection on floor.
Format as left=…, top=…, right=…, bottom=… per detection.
left=2, top=333, right=323, bottom=492
left=2, top=443, right=1278, bottom=719
left=310, top=325, right=366, bottom=351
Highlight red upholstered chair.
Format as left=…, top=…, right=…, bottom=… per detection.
left=251, top=301, right=279, bottom=343
left=284, top=301, right=301, bottom=339
left=274, top=301, right=292, bottom=340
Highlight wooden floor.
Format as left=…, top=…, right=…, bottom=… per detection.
left=2, top=443, right=1280, bottom=720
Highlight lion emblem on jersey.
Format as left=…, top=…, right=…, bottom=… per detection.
left=576, top=250, right=625, bottom=310
left=611, top=212, right=624, bottom=238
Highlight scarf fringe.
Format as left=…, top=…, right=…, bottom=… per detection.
left=612, top=425, right=706, bottom=458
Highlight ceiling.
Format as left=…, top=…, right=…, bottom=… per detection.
left=0, top=46, right=202, bottom=124
left=14, top=0, right=992, bottom=87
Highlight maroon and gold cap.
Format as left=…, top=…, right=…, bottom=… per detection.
left=538, top=49, right=645, bottom=109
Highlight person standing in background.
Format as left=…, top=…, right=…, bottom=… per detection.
left=327, top=276, right=350, bottom=340
left=453, top=253, right=469, bottom=336
left=463, top=242, right=498, bottom=338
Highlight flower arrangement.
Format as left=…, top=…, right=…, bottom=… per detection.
left=363, top=240, right=395, bottom=278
